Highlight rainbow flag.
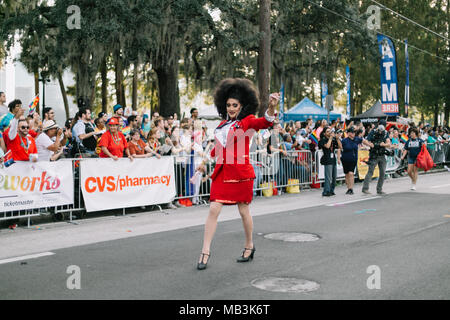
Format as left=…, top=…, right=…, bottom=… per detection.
left=400, top=133, right=409, bottom=143
left=121, top=126, right=131, bottom=136
left=309, top=129, right=319, bottom=144
left=28, top=95, right=39, bottom=115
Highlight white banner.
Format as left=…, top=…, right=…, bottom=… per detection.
left=0, top=161, right=74, bottom=211
left=80, top=158, right=176, bottom=212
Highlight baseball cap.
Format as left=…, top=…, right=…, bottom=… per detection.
left=113, top=104, right=123, bottom=113
left=346, top=127, right=355, bottom=133
left=108, top=117, right=120, bottom=125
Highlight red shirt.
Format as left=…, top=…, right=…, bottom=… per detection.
left=7, top=133, right=38, bottom=161
left=3, top=128, right=11, bottom=148
left=98, top=130, right=128, bottom=158
left=128, top=139, right=147, bottom=155
left=28, top=129, right=38, bottom=138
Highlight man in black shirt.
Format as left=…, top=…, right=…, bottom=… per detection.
left=319, top=126, right=342, bottom=197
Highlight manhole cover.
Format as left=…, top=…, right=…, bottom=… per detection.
left=251, top=277, right=320, bottom=293
left=263, top=232, right=320, bottom=242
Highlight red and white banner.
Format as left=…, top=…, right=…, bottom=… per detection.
left=80, top=158, right=176, bottom=212
left=0, top=161, right=74, bottom=211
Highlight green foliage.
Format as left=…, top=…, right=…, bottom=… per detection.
left=0, top=0, right=448, bottom=122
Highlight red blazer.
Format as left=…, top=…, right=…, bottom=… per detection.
left=210, top=114, right=273, bottom=182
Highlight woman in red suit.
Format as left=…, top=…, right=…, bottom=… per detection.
left=197, top=78, right=280, bottom=270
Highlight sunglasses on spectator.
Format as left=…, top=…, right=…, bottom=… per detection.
left=20, top=126, right=29, bottom=129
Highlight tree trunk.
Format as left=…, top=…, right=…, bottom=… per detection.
left=90, top=83, right=97, bottom=111
left=257, top=0, right=271, bottom=116
left=434, top=104, right=439, bottom=127
left=115, top=58, right=126, bottom=108
left=57, top=72, right=70, bottom=119
left=445, top=103, right=450, bottom=127
left=132, top=63, right=138, bottom=111
left=76, top=69, right=92, bottom=110
left=101, top=58, right=108, bottom=114
left=150, top=79, right=155, bottom=115
left=155, top=60, right=179, bottom=118
left=445, top=0, right=449, bottom=127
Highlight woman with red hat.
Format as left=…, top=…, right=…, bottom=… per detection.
left=197, top=78, right=280, bottom=270
left=98, top=117, right=133, bottom=161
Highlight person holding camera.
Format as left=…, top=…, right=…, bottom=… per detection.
left=319, top=126, right=342, bottom=197
left=362, top=120, right=392, bottom=195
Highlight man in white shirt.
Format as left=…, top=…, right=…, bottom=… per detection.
left=72, top=108, right=99, bottom=155
left=0, top=92, right=7, bottom=117
left=36, top=120, right=67, bottom=161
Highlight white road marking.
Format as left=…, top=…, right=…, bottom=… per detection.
left=326, top=196, right=381, bottom=207
left=0, top=252, right=55, bottom=265
left=430, top=184, right=450, bottom=189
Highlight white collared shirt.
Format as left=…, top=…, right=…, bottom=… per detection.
left=214, top=111, right=275, bottom=148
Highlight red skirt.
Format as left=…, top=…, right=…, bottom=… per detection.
left=209, top=167, right=254, bottom=205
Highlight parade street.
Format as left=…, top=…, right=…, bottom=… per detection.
left=0, top=172, right=449, bottom=300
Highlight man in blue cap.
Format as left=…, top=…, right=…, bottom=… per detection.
left=362, top=119, right=391, bottom=195
left=113, top=104, right=128, bottom=127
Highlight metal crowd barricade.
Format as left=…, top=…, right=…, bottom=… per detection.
left=172, top=154, right=212, bottom=205
left=268, top=150, right=313, bottom=189
left=54, top=158, right=86, bottom=223
left=0, top=208, right=41, bottom=228
left=427, top=142, right=449, bottom=165
left=0, top=149, right=313, bottom=227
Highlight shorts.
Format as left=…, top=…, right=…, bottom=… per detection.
left=342, top=160, right=357, bottom=174
left=407, top=157, right=417, bottom=165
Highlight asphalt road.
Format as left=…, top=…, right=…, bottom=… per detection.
left=1, top=179, right=449, bottom=300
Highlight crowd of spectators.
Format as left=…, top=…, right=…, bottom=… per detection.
left=0, top=90, right=449, bottom=208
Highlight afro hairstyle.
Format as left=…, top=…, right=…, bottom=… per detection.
left=213, top=78, right=260, bottom=120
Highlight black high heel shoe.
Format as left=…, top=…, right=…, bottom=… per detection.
left=236, top=246, right=255, bottom=263
left=197, top=253, right=210, bottom=270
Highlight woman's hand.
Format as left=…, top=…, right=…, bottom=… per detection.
left=269, top=92, right=281, bottom=108
left=267, top=92, right=281, bottom=116
left=112, top=155, right=119, bottom=161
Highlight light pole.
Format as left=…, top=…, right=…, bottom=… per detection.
left=38, top=70, right=51, bottom=115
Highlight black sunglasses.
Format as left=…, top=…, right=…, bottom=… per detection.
left=20, top=126, right=29, bottom=129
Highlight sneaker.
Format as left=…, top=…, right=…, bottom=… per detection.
left=322, top=192, right=332, bottom=197
left=166, top=203, right=177, bottom=210
left=410, top=185, right=416, bottom=191
left=377, top=191, right=387, bottom=195
left=330, top=192, right=336, bottom=196
left=174, top=201, right=183, bottom=208
left=362, top=190, right=371, bottom=195
left=346, top=189, right=354, bottom=195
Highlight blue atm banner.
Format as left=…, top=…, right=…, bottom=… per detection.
left=377, top=34, right=399, bottom=116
